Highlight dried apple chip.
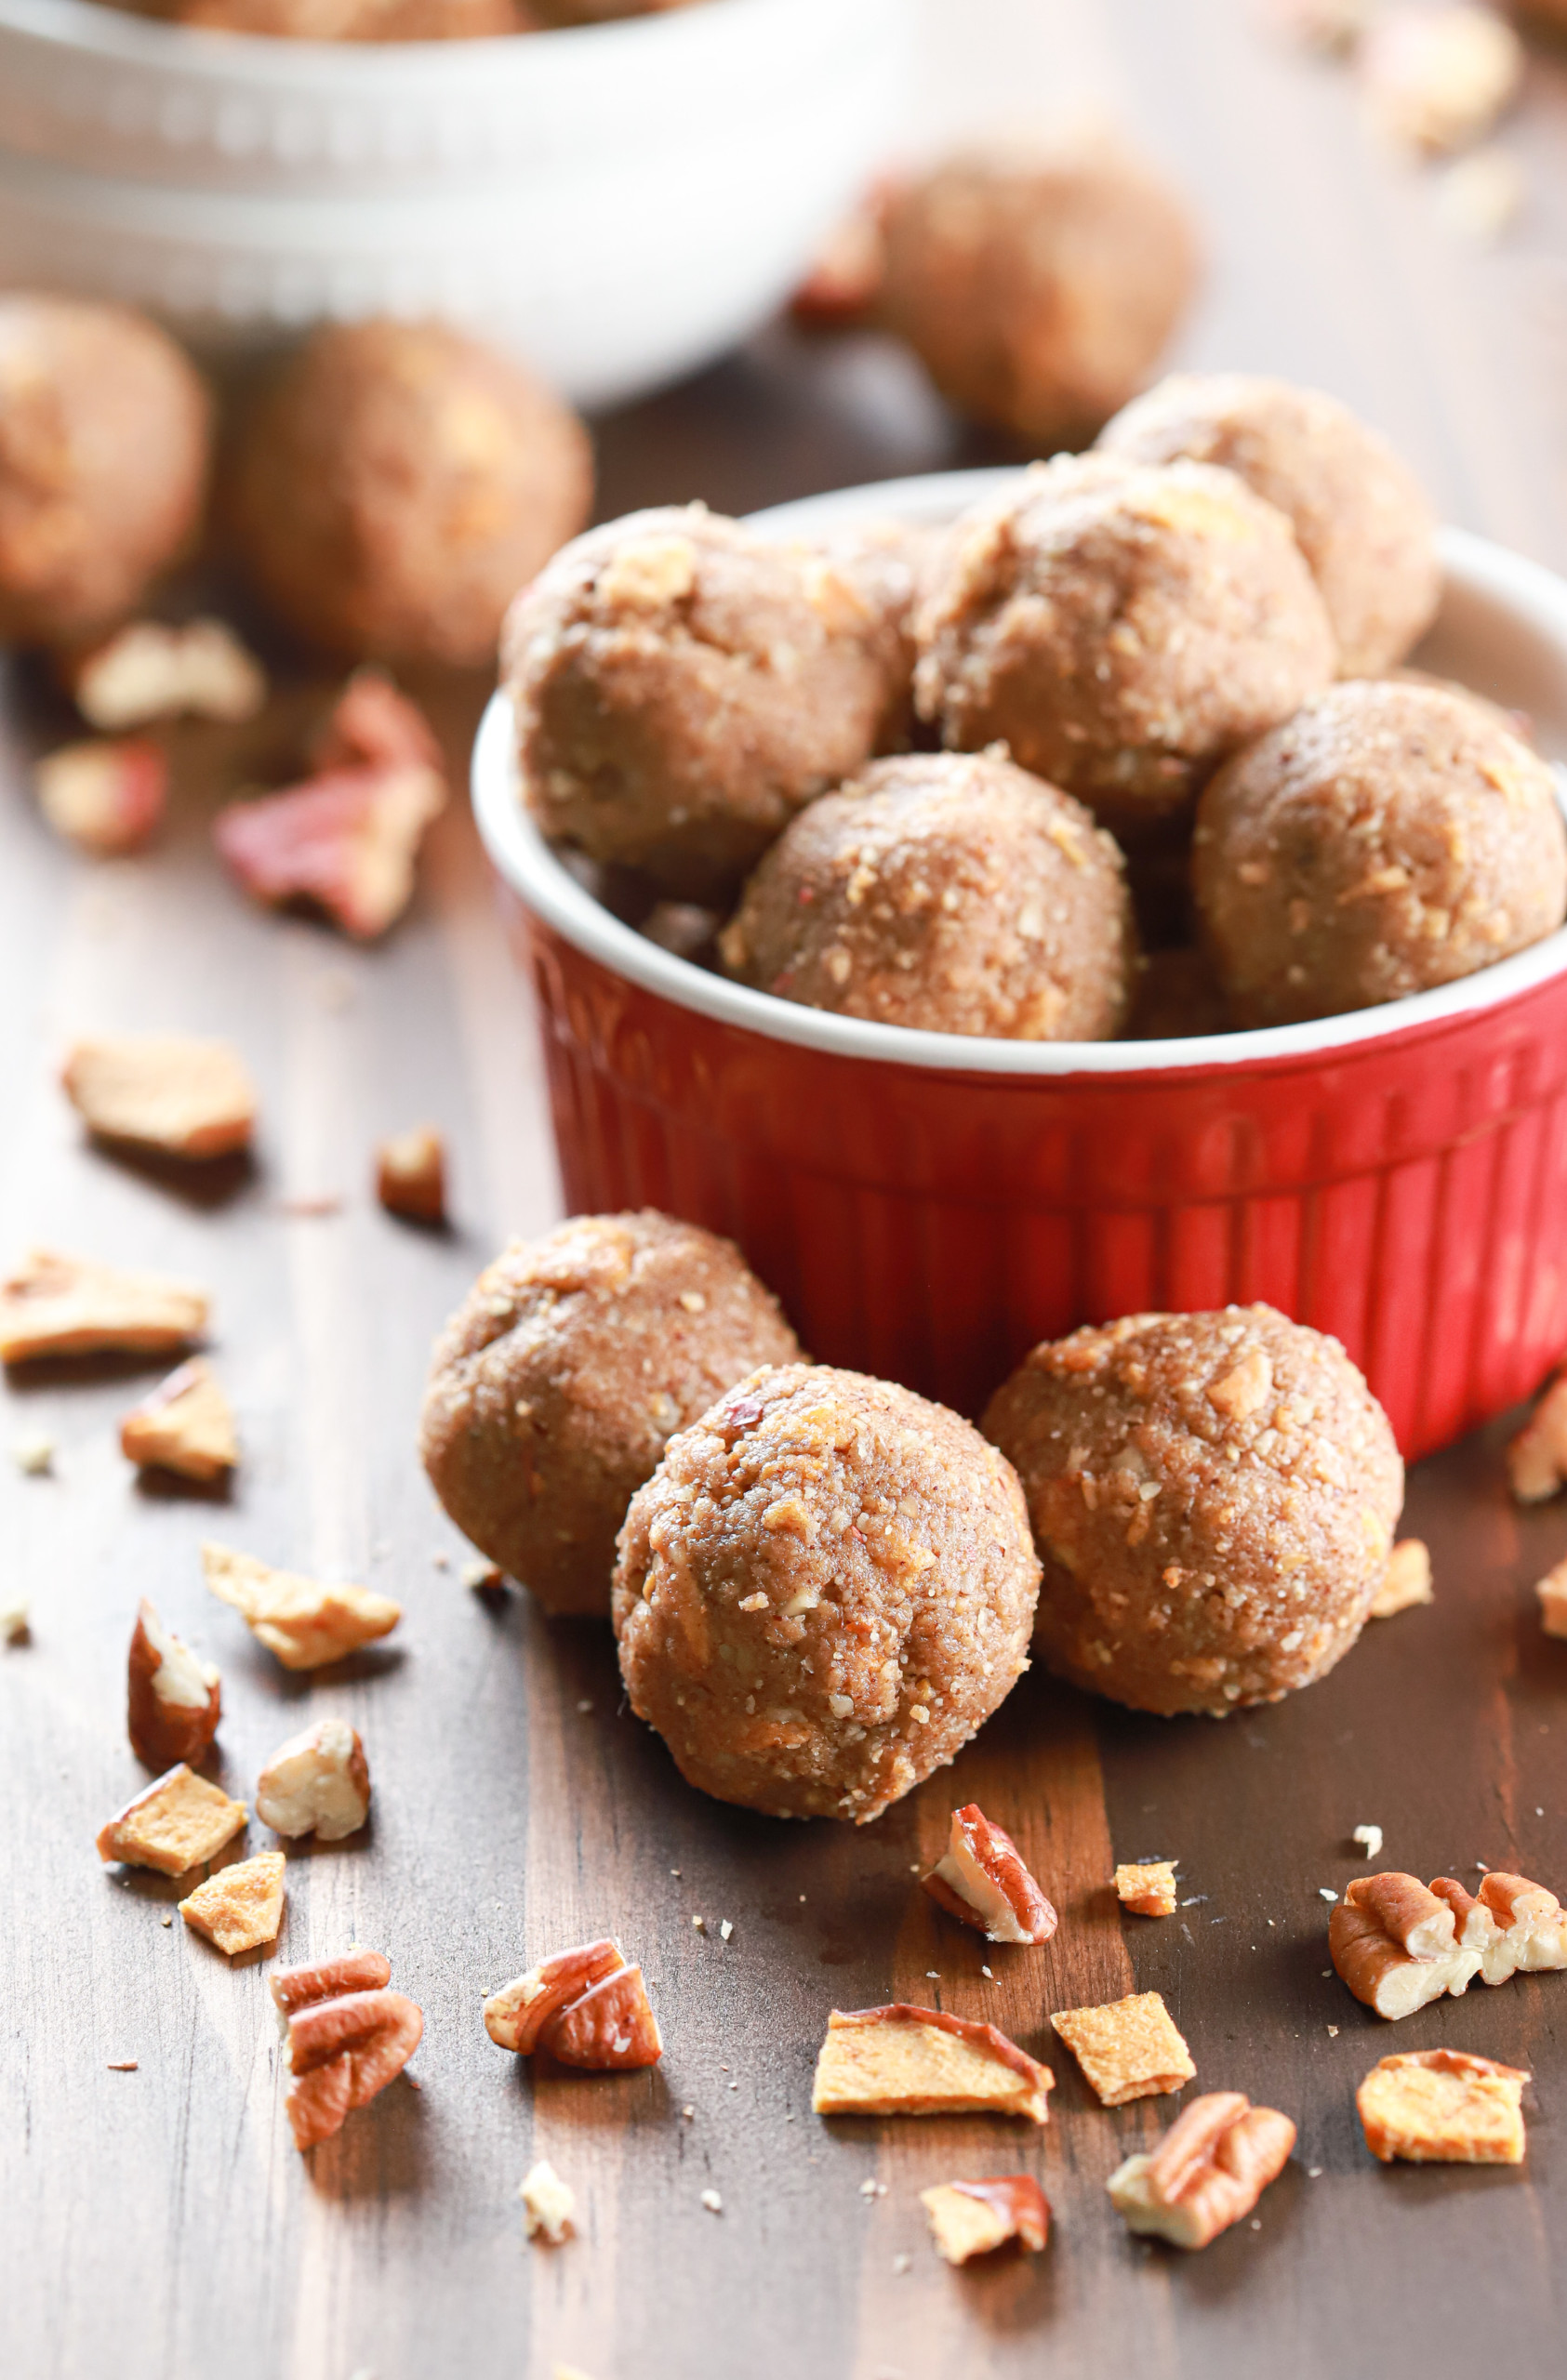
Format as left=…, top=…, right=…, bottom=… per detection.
left=202, top=1541, right=400, bottom=1671
left=1357, top=2049, right=1528, bottom=2165
left=62, top=1035, right=257, bottom=1161
left=179, top=1850, right=286, bottom=1955
left=97, top=1763, right=246, bottom=1875
left=1, top=1249, right=207, bottom=1364
left=1050, top=1991, right=1195, bottom=2107
left=812, top=2004, right=1053, bottom=2123
left=215, top=760, right=445, bottom=942
left=121, top=1359, right=239, bottom=1482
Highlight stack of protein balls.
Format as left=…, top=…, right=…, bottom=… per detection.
left=504, top=371, right=1567, bottom=1040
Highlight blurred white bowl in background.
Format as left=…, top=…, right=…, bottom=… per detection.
left=0, top=0, right=910, bottom=405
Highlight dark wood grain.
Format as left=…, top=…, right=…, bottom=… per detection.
left=7, top=3, right=1567, bottom=2374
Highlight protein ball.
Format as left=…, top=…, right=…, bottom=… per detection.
left=877, top=132, right=1201, bottom=449
left=419, top=1211, right=801, bottom=1618
left=1097, top=373, right=1441, bottom=677
left=915, top=455, right=1336, bottom=841
left=0, top=295, right=211, bottom=648
left=798, top=517, right=941, bottom=755
left=228, top=319, right=591, bottom=668
left=718, top=749, right=1135, bottom=1040
left=613, top=1364, right=1040, bottom=1821
left=505, top=506, right=896, bottom=899
left=983, top=1305, right=1403, bottom=1717
left=1193, top=680, right=1567, bottom=1026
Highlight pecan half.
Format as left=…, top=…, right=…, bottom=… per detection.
left=484, top=1938, right=627, bottom=2055
left=284, top=1984, right=423, bottom=2151
left=812, top=2004, right=1054, bottom=2123
left=1330, top=1872, right=1482, bottom=2017
left=126, top=1596, right=221, bottom=1768
left=1357, top=2048, right=1529, bottom=2164
left=921, top=2175, right=1050, bottom=2264
left=1109, top=2091, right=1296, bottom=2248
left=922, top=1804, right=1056, bottom=1945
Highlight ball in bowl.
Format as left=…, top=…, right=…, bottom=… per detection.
left=0, top=294, right=211, bottom=649
left=983, top=1304, right=1403, bottom=1717
left=1193, top=679, right=1567, bottom=1026
left=506, top=505, right=898, bottom=900
left=613, top=1363, right=1041, bottom=1820
left=1096, top=372, right=1441, bottom=677
left=419, top=1210, right=801, bottom=1617
left=228, top=319, right=591, bottom=669
left=718, top=748, right=1135, bottom=1040
left=914, top=455, right=1337, bottom=841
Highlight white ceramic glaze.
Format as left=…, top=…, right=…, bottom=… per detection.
left=0, top=0, right=909, bottom=403
left=472, top=467, right=1567, bottom=1077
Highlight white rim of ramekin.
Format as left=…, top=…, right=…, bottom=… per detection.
left=472, top=469, right=1567, bottom=1079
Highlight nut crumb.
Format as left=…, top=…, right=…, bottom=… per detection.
left=2, top=1590, right=31, bottom=1644
left=700, top=2189, right=724, bottom=2215
left=1353, top=1825, right=1384, bottom=1860
left=893, top=2253, right=912, bottom=2275
left=1319, top=1888, right=1339, bottom=1903
left=106, top=2057, right=139, bottom=2071
left=577, top=1699, right=593, bottom=1713
left=376, top=1127, right=446, bottom=1226
left=520, top=2159, right=576, bottom=2245
left=720, top=1920, right=734, bottom=1942
left=11, top=1429, right=55, bottom=1475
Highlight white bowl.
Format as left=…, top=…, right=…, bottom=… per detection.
left=0, top=0, right=910, bottom=404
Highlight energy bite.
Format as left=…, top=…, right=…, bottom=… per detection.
left=505, top=507, right=898, bottom=900
left=228, top=319, right=591, bottom=668
left=718, top=750, right=1135, bottom=1040
left=983, top=1304, right=1403, bottom=1716
left=612, top=1363, right=1040, bottom=1821
left=1193, top=681, right=1567, bottom=1026
left=420, top=1212, right=801, bottom=1618
left=876, top=132, right=1200, bottom=450
left=1097, top=374, right=1441, bottom=676
left=0, top=294, right=211, bottom=647
left=915, top=456, right=1335, bottom=841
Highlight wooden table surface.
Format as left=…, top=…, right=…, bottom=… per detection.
left=7, top=5, right=1567, bottom=2375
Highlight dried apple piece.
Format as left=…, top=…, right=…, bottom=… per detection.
left=97, top=1763, right=246, bottom=1875
left=921, top=2175, right=1050, bottom=2263
left=202, top=1540, right=400, bottom=1670
left=215, top=760, right=445, bottom=941
left=256, top=1716, right=370, bottom=1841
left=1115, top=1860, right=1178, bottom=1918
left=126, top=1596, right=221, bottom=1767
left=484, top=1938, right=627, bottom=2055
left=311, top=670, right=444, bottom=776
left=1357, top=2048, right=1528, bottom=2164
left=1050, top=1991, right=1195, bottom=2107
left=922, top=1804, right=1056, bottom=1945
left=70, top=618, right=266, bottom=731
left=0, top=1249, right=207, bottom=1364
left=121, top=1358, right=238, bottom=1482
left=179, top=1850, right=286, bottom=1955
left=376, top=1128, right=446, bottom=1224
left=62, top=1035, right=256, bottom=1160
left=1369, top=1538, right=1433, bottom=1618
left=1109, top=2091, right=1296, bottom=2247
left=34, top=736, right=166, bottom=855
left=812, top=2004, right=1054, bottom=2123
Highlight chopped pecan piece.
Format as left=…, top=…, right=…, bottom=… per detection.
left=812, top=2004, right=1054, bottom=2123
left=922, top=1805, right=1056, bottom=1945
left=202, top=1541, right=400, bottom=1670
left=1108, top=2091, right=1296, bottom=2248
left=1535, top=1557, right=1567, bottom=1639
left=1050, top=1991, right=1195, bottom=2107
left=34, top=736, right=166, bottom=855
left=1329, top=1872, right=1481, bottom=2017
left=1369, top=1538, right=1433, bottom=1619
left=484, top=1938, right=627, bottom=2055
left=1509, top=1371, right=1567, bottom=1502
left=179, top=1849, right=286, bottom=1955
left=69, top=619, right=266, bottom=731
left=215, top=759, right=445, bottom=942
left=1115, top=1860, right=1178, bottom=1918
left=311, top=670, right=444, bottom=777
left=126, top=1596, right=221, bottom=1767
left=272, top=1947, right=392, bottom=2020
left=121, top=1358, right=239, bottom=1482
left=62, top=1035, right=257, bottom=1161
left=97, top=1763, right=246, bottom=1875
left=921, top=2175, right=1050, bottom=2263
left=0, top=1249, right=207, bottom=1365
left=520, top=2159, right=576, bottom=2245
left=1432, top=1871, right=1567, bottom=1986
left=376, top=1128, right=447, bottom=1225
left=256, top=1716, right=371, bottom=1841
left=546, top=1966, right=663, bottom=2071
left=284, top=1982, right=423, bottom=2151
left=1357, top=2048, right=1528, bottom=2164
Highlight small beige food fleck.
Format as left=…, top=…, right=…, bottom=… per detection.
left=1050, top=1991, right=1195, bottom=2107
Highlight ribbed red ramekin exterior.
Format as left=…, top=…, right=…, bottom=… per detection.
left=509, top=892, right=1567, bottom=1461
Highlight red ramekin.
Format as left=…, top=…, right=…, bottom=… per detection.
left=472, top=469, right=1567, bottom=1461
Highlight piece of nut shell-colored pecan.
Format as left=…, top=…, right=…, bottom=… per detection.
left=1108, top=2091, right=1296, bottom=2249
left=544, top=1965, right=663, bottom=2071
left=484, top=1938, right=628, bottom=2055
left=126, top=1597, right=221, bottom=1769
left=284, top=1986, right=423, bottom=2151
left=1329, top=1872, right=1481, bottom=2018
left=921, top=2175, right=1050, bottom=2263
left=922, top=1805, right=1056, bottom=1946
